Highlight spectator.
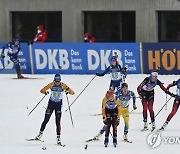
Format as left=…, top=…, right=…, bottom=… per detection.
left=33, top=25, right=48, bottom=42
left=84, top=32, right=96, bottom=42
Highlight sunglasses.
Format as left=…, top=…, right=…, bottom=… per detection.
left=122, top=86, right=128, bottom=89
left=55, top=80, right=60, bottom=82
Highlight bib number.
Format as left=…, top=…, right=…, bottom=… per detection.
left=112, top=72, right=118, bottom=79
left=52, top=91, right=62, bottom=99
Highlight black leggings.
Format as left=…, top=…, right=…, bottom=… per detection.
left=40, top=100, right=62, bottom=135
left=105, top=108, right=118, bottom=138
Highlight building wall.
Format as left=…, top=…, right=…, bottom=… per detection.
left=0, top=0, right=180, bottom=42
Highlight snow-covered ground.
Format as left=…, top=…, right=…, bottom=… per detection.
left=0, top=74, right=180, bottom=154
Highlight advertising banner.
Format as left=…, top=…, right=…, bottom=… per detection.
left=143, top=43, right=180, bottom=74
left=32, top=43, right=140, bottom=74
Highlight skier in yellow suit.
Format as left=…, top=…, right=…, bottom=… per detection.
left=115, top=82, right=137, bottom=141
left=35, top=74, right=75, bottom=145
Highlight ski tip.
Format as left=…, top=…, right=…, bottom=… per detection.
left=122, top=140, right=132, bottom=143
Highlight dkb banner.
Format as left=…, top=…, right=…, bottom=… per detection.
left=31, top=43, right=140, bottom=74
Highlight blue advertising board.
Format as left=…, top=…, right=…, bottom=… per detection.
left=32, top=43, right=140, bottom=74
left=143, top=43, right=180, bottom=74
left=0, top=43, right=31, bottom=74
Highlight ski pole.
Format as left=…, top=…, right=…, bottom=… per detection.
left=149, top=96, right=173, bottom=124
left=65, top=94, right=74, bottom=127
left=65, top=75, right=96, bottom=112
left=0, top=62, right=11, bottom=72
left=129, top=109, right=135, bottom=113
left=27, top=95, right=46, bottom=116
left=165, top=93, right=168, bottom=110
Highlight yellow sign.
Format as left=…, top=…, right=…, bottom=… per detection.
left=148, top=49, right=180, bottom=71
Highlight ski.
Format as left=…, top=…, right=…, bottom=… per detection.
left=90, top=113, right=101, bottom=116
left=141, top=128, right=148, bottom=132
left=151, top=128, right=156, bottom=132
left=12, top=77, right=43, bottom=79
left=104, top=143, right=117, bottom=147
left=85, top=137, right=99, bottom=142
left=25, top=138, right=44, bottom=142
left=122, top=140, right=132, bottom=143
left=157, top=128, right=164, bottom=132
left=55, top=143, right=66, bottom=147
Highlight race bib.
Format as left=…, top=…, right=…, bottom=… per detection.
left=52, top=91, right=62, bottom=99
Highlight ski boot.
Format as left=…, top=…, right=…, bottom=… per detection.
left=35, top=131, right=43, bottom=140
left=56, top=135, right=61, bottom=144
left=151, top=122, right=156, bottom=132
left=158, top=121, right=169, bottom=131
left=113, top=136, right=117, bottom=147
left=17, top=71, right=24, bottom=79
left=123, top=133, right=128, bottom=141
left=56, top=135, right=65, bottom=146
left=141, top=121, right=148, bottom=131
left=104, top=136, right=109, bottom=147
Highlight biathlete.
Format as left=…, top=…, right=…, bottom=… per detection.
left=102, top=90, right=121, bottom=147
left=96, top=56, right=127, bottom=91
left=159, top=79, right=179, bottom=131
left=1, top=38, right=24, bottom=78
left=137, top=71, right=172, bottom=131
left=35, top=74, right=75, bottom=145
left=115, top=82, right=137, bottom=141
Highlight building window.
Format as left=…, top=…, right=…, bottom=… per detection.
left=158, top=11, right=180, bottom=42
left=12, top=12, right=62, bottom=42
left=84, top=11, right=135, bottom=42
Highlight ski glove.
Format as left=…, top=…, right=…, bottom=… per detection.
left=45, top=91, right=49, bottom=95
left=116, top=119, right=120, bottom=126
left=165, top=90, right=176, bottom=97
left=166, top=84, right=171, bottom=90
left=122, top=67, right=127, bottom=77
left=96, top=73, right=100, bottom=76
left=65, top=91, right=69, bottom=95
left=103, top=117, right=107, bottom=125
left=1, top=53, right=5, bottom=58
left=170, top=93, right=176, bottom=97
left=165, top=90, right=172, bottom=96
